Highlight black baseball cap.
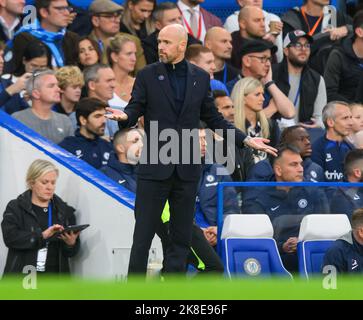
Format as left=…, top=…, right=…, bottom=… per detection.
left=283, top=30, right=313, bottom=48
left=240, top=39, right=278, bottom=58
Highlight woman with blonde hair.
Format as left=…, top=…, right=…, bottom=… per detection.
left=106, top=34, right=137, bottom=137
left=1, top=159, right=80, bottom=274
left=231, top=77, right=279, bottom=163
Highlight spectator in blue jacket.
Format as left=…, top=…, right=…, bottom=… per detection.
left=243, top=144, right=329, bottom=271
left=323, top=208, right=363, bottom=274
left=101, top=127, right=143, bottom=192
left=312, top=101, right=354, bottom=182
left=59, top=97, right=113, bottom=169
left=248, top=125, right=325, bottom=183
left=330, top=149, right=363, bottom=220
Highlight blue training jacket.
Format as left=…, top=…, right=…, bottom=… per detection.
left=311, top=135, right=354, bottom=182
left=100, top=152, right=138, bottom=193
left=59, top=129, right=113, bottom=169
left=195, top=163, right=239, bottom=228
left=323, top=231, right=363, bottom=274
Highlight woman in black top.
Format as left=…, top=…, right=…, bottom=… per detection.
left=1, top=159, right=80, bottom=274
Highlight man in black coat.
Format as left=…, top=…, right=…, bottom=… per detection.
left=106, top=24, right=277, bottom=275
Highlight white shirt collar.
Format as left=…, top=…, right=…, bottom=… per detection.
left=0, top=16, right=20, bottom=39
left=177, top=1, right=200, bottom=13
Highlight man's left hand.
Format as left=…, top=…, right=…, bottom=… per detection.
left=245, top=137, right=278, bottom=157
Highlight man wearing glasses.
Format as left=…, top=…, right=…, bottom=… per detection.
left=272, top=30, right=327, bottom=129
left=89, top=0, right=146, bottom=74
left=5, top=0, right=79, bottom=74
left=235, top=39, right=295, bottom=121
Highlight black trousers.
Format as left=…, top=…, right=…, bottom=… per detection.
left=188, top=225, right=224, bottom=273
left=128, top=171, right=199, bottom=274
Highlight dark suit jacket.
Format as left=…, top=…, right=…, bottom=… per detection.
left=119, top=61, right=247, bottom=181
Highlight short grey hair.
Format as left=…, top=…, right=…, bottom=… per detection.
left=322, top=101, right=349, bottom=128
left=83, top=63, right=111, bottom=89
left=25, top=69, right=56, bottom=96
left=152, top=2, right=178, bottom=22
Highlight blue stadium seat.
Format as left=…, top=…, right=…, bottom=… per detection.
left=221, top=214, right=292, bottom=278
left=297, top=214, right=351, bottom=279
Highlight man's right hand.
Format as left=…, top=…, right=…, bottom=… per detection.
left=282, top=237, right=298, bottom=253
left=105, top=107, right=128, bottom=121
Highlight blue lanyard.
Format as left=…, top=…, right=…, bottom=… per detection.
left=48, top=202, right=52, bottom=227
left=223, top=64, right=227, bottom=86
left=98, top=40, right=104, bottom=52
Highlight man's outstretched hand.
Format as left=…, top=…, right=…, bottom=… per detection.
left=105, top=107, right=128, bottom=121
left=245, top=137, right=278, bottom=157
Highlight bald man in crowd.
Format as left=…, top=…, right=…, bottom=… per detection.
left=205, top=27, right=241, bottom=90
left=106, top=24, right=277, bottom=276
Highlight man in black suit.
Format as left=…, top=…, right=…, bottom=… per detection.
left=106, top=24, right=277, bottom=275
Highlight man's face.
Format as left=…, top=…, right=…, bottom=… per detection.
left=239, top=0, right=263, bottom=8
left=83, top=108, right=106, bottom=137
left=92, top=68, right=116, bottom=102
left=205, top=29, right=232, bottom=60
left=215, top=96, right=234, bottom=124
left=192, top=52, right=216, bottom=78
left=124, top=129, right=144, bottom=164
left=129, top=0, right=154, bottom=25
left=35, top=74, right=61, bottom=104
left=199, top=128, right=207, bottom=157
left=41, top=0, right=71, bottom=29
left=310, top=0, right=330, bottom=7
left=156, top=8, right=182, bottom=30
left=158, top=27, right=185, bottom=64
left=62, top=84, right=82, bottom=104
left=328, top=105, right=353, bottom=137
left=2, top=0, right=25, bottom=15
left=287, top=127, right=312, bottom=158
left=285, top=37, right=311, bottom=68
left=240, top=7, right=265, bottom=38
left=274, top=150, right=304, bottom=182
left=243, top=49, right=271, bottom=79
left=92, top=12, right=122, bottom=37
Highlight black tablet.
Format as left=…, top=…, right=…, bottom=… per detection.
left=62, top=224, right=90, bottom=233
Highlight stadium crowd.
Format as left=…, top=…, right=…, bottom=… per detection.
left=2, top=0, right=363, bottom=276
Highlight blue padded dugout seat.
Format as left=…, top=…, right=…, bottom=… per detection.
left=221, top=214, right=292, bottom=278
left=297, top=214, right=351, bottom=278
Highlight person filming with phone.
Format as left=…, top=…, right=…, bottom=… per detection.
left=1, top=159, right=81, bottom=275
